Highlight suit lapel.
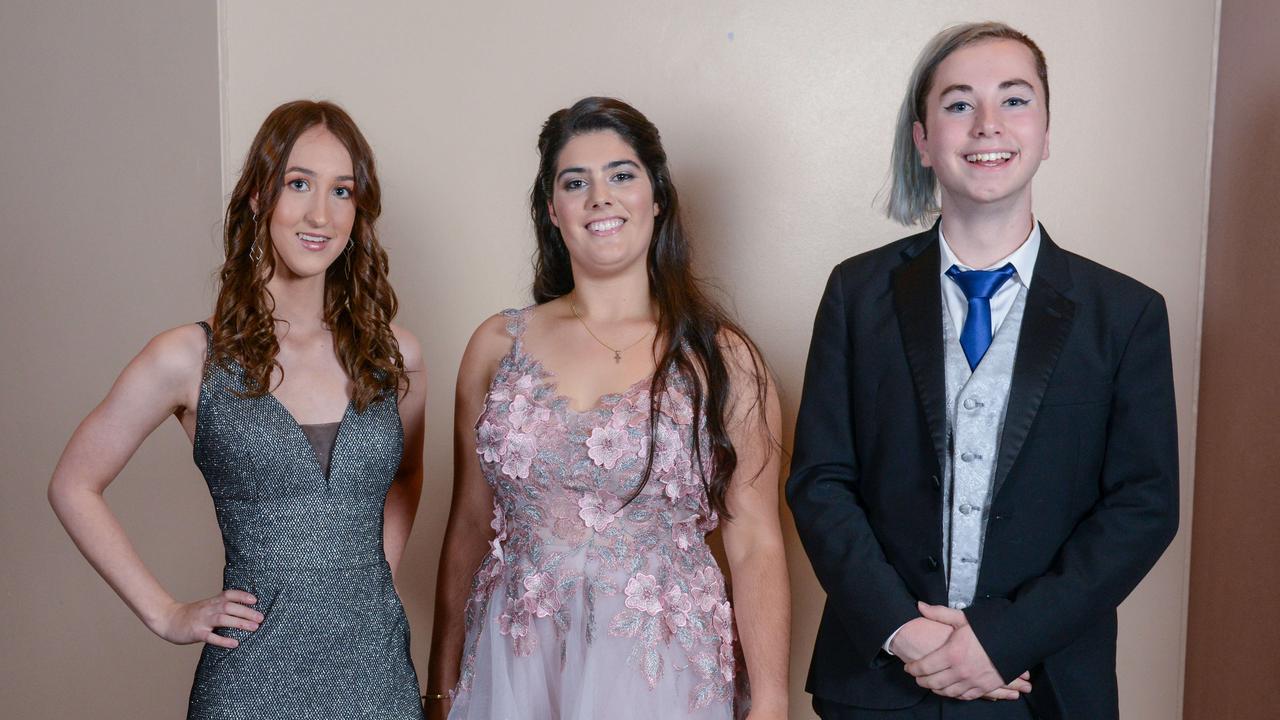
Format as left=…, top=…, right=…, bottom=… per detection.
left=993, top=227, right=1076, bottom=498
left=892, top=225, right=948, bottom=476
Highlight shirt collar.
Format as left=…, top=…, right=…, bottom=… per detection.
left=938, top=220, right=1041, bottom=289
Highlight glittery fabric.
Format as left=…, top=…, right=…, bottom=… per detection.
left=188, top=323, right=423, bottom=720
left=449, top=308, right=746, bottom=720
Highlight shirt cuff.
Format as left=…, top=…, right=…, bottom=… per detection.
left=883, top=621, right=910, bottom=657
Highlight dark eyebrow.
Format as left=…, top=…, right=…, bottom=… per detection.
left=285, top=166, right=355, bottom=183
left=556, top=159, right=641, bottom=181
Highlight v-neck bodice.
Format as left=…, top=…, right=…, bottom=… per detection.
left=191, top=323, right=403, bottom=571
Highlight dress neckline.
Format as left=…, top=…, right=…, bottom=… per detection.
left=510, top=343, right=656, bottom=415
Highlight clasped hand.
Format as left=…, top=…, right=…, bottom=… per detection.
left=892, top=601, right=1030, bottom=702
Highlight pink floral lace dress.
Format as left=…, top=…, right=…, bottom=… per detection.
left=448, top=307, right=746, bottom=720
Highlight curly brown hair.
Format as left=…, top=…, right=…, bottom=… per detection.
left=213, top=100, right=406, bottom=412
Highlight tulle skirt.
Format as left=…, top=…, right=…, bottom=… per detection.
left=449, top=567, right=743, bottom=720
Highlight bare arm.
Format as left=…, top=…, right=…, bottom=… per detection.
left=384, top=325, right=426, bottom=579
left=424, top=315, right=509, bottom=719
left=47, top=325, right=262, bottom=648
left=718, top=334, right=791, bottom=719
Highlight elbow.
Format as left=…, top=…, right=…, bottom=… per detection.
left=1159, top=499, right=1180, bottom=550
left=47, top=475, right=71, bottom=518
left=783, top=467, right=808, bottom=511
left=725, top=533, right=788, bottom=575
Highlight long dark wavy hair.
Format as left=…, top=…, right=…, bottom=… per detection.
left=213, top=100, right=405, bottom=412
left=531, top=97, right=769, bottom=518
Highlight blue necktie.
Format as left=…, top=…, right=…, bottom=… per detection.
left=946, top=263, right=1016, bottom=370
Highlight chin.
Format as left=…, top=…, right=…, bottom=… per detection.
left=277, top=258, right=339, bottom=280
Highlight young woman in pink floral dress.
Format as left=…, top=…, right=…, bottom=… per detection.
left=426, top=97, right=791, bottom=720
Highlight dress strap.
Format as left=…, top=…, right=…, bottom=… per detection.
left=501, top=306, right=534, bottom=345
left=195, top=321, right=213, bottom=359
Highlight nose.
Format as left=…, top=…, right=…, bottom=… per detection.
left=587, top=181, right=612, bottom=209
left=972, top=104, right=1002, bottom=138
left=304, top=189, right=328, bottom=227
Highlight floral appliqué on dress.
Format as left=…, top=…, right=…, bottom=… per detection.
left=454, top=307, right=742, bottom=714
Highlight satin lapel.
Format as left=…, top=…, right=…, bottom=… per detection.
left=892, top=230, right=948, bottom=476
left=993, top=228, right=1076, bottom=498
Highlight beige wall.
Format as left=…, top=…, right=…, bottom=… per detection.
left=1184, top=0, right=1280, bottom=716
left=0, top=0, right=225, bottom=716
left=3, top=1, right=1217, bottom=717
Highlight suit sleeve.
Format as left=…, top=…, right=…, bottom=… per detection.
left=786, top=266, right=920, bottom=666
left=965, top=293, right=1180, bottom=681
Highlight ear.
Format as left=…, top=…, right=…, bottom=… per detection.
left=912, top=121, right=932, bottom=168
left=1041, top=126, right=1051, bottom=161
left=547, top=200, right=560, bottom=228
left=652, top=201, right=660, bottom=217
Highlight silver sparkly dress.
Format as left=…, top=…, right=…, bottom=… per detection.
left=188, top=322, right=423, bottom=719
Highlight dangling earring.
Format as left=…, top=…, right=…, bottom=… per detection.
left=343, top=237, right=354, bottom=275
left=249, top=212, right=263, bottom=264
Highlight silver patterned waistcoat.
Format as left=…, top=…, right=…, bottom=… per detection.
left=941, top=286, right=1027, bottom=609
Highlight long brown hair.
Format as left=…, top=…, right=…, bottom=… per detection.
left=213, top=100, right=405, bottom=412
left=531, top=97, right=769, bottom=518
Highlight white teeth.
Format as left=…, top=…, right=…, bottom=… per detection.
left=965, top=152, right=1013, bottom=163
left=298, top=233, right=330, bottom=243
left=588, top=218, right=624, bottom=232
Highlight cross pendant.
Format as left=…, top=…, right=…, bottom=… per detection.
left=613, top=351, right=622, bottom=363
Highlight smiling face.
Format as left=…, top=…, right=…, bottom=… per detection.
left=259, top=124, right=357, bottom=281
left=548, top=130, right=660, bottom=279
left=912, top=38, right=1050, bottom=216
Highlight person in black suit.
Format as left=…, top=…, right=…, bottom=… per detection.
left=786, top=22, right=1179, bottom=720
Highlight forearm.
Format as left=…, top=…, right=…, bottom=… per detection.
left=48, top=484, right=176, bottom=632
left=966, top=491, right=1177, bottom=678
left=728, top=538, right=791, bottom=713
left=382, top=473, right=422, bottom=578
left=787, top=471, right=920, bottom=660
left=425, top=520, right=491, bottom=694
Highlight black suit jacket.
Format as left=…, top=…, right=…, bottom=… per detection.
left=786, top=223, right=1179, bottom=720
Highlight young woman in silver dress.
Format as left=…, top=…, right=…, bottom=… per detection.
left=49, top=100, right=427, bottom=719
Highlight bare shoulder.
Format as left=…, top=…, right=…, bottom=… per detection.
left=115, top=323, right=208, bottom=413
left=390, top=323, right=425, bottom=373
left=716, top=327, right=770, bottom=383
left=138, top=323, right=208, bottom=383
left=457, top=312, right=516, bottom=391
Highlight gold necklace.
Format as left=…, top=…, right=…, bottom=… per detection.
left=570, top=302, right=653, bottom=364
